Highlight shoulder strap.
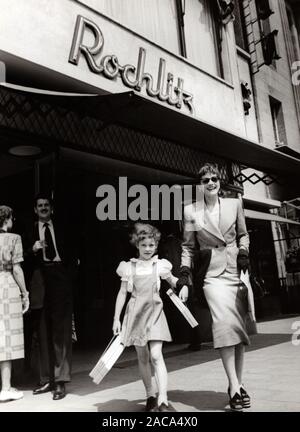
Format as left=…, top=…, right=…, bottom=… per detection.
left=131, top=261, right=136, bottom=277
left=152, top=261, right=158, bottom=274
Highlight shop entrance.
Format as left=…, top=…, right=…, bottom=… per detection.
left=52, top=148, right=191, bottom=349
left=247, top=218, right=282, bottom=318
left=1, top=144, right=192, bottom=349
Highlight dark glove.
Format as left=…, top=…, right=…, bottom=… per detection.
left=237, top=249, right=249, bottom=272
left=176, top=266, right=193, bottom=294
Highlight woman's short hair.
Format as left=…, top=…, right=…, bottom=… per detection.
left=0, top=205, right=13, bottom=227
left=198, top=163, right=220, bottom=182
left=130, top=223, right=161, bottom=247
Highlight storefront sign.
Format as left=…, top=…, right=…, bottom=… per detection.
left=69, top=15, right=194, bottom=114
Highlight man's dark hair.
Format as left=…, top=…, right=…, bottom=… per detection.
left=34, top=193, right=53, bottom=208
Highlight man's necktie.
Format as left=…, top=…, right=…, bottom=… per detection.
left=43, top=223, right=56, bottom=260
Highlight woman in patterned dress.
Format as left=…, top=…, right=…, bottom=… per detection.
left=113, top=223, right=188, bottom=412
left=0, top=206, right=29, bottom=402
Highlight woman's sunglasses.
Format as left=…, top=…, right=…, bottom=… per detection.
left=201, top=176, right=219, bottom=184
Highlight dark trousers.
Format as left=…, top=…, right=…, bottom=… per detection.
left=24, top=308, right=49, bottom=383
left=39, top=263, right=73, bottom=384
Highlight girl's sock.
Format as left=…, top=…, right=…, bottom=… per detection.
left=145, top=384, right=156, bottom=399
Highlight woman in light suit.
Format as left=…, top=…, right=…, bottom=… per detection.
left=177, top=163, right=256, bottom=411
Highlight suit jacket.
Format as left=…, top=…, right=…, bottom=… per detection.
left=181, top=198, right=249, bottom=277
left=181, top=197, right=255, bottom=319
left=23, top=220, right=77, bottom=309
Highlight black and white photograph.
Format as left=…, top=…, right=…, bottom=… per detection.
left=0, top=0, right=300, bottom=417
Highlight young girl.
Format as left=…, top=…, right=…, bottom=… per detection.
left=113, top=223, right=188, bottom=412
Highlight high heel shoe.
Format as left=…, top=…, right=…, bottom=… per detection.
left=240, top=386, right=251, bottom=408
left=227, top=389, right=243, bottom=411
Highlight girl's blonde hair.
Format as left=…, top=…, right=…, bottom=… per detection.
left=130, top=223, right=161, bottom=248
left=0, top=205, right=13, bottom=228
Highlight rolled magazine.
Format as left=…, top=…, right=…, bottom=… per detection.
left=166, top=288, right=199, bottom=328
left=90, top=335, right=125, bottom=385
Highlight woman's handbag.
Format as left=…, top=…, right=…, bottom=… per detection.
left=89, top=335, right=125, bottom=385
left=240, top=270, right=258, bottom=335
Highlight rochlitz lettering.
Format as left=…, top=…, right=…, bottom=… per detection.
left=69, top=15, right=194, bottom=114
left=102, top=416, right=136, bottom=429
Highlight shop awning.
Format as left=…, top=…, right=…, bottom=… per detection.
left=275, top=144, right=300, bottom=160
left=1, top=83, right=300, bottom=177
left=245, top=209, right=300, bottom=225
left=243, top=195, right=281, bottom=209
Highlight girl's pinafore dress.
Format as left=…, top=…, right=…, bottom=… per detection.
left=117, top=257, right=172, bottom=347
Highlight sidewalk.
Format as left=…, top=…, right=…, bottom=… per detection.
left=1, top=315, right=300, bottom=412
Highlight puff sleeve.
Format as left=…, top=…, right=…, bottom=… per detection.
left=158, top=258, right=172, bottom=280
left=12, top=235, right=24, bottom=264
left=116, top=261, right=133, bottom=292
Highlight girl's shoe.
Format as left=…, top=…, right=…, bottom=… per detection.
left=240, top=386, right=251, bottom=408
left=228, top=392, right=243, bottom=411
left=0, top=388, right=24, bottom=402
left=145, top=396, right=157, bottom=412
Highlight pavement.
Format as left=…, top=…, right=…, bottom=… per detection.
left=1, top=314, right=300, bottom=412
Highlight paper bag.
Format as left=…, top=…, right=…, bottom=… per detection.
left=89, top=335, right=125, bottom=385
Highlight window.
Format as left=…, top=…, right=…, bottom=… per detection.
left=183, top=0, right=222, bottom=76
left=255, top=0, right=273, bottom=20
left=97, top=0, right=180, bottom=55
left=286, top=4, right=300, bottom=63
left=176, top=0, right=187, bottom=57
left=97, top=0, right=222, bottom=78
left=255, top=0, right=280, bottom=67
left=233, top=0, right=249, bottom=51
left=270, top=97, right=287, bottom=147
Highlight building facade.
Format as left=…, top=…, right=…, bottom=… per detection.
left=0, top=0, right=300, bottom=345
left=233, top=0, right=300, bottom=318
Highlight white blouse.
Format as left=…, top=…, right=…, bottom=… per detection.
left=206, top=201, right=220, bottom=227
left=116, top=255, right=172, bottom=292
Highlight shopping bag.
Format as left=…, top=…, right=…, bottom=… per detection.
left=166, top=289, right=199, bottom=328
left=89, top=335, right=125, bottom=385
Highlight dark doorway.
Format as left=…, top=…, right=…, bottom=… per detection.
left=247, top=218, right=281, bottom=318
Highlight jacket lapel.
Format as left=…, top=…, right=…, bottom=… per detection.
left=33, top=221, right=43, bottom=262
left=192, top=200, right=205, bottom=230
left=203, top=203, right=225, bottom=242
left=52, top=222, right=64, bottom=260
left=34, top=221, right=40, bottom=240
left=219, top=198, right=236, bottom=235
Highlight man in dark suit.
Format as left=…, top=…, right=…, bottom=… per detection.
left=24, top=193, right=76, bottom=400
